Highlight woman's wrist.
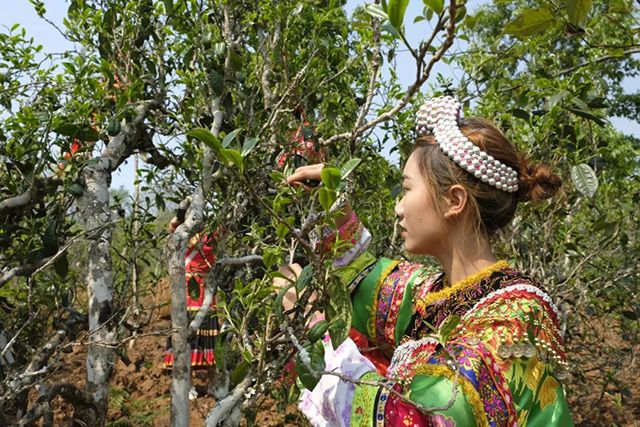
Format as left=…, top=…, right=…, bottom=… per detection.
left=334, top=201, right=353, bottom=229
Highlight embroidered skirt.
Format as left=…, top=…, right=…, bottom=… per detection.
left=163, top=309, right=219, bottom=370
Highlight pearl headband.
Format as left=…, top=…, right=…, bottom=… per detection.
left=415, top=96, right=519, bottom=193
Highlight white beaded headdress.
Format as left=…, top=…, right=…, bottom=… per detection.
left=415, top=96, right=519, bottom=193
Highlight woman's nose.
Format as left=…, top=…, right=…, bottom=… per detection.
left=394, top=199, right=404, bottom=218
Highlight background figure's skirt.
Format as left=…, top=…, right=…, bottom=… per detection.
left=163, top=310, right=218, bottom=370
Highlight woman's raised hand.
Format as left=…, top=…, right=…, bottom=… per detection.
left=286, top=163, right=324, bottom=188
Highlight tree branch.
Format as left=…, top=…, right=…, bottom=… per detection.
left=352, top=15, right=382, bottom=148
left=0, top=187, right=37, bottom=216
left=205, top=376, right=253, bottom=426
left=558, top=46, right=640, bottom=75
left=320, top=0, right=461, bottom=147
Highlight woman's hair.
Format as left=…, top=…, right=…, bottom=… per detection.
left=412, top=117, right=562, bottom=237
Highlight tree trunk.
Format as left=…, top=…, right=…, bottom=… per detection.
left=167, top=226, right=192, bottom=427
left=78, top=158, right=118, bottom=426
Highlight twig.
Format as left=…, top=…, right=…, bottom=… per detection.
left=260, top=49, right=319, bottom=136
left=352, top=15, right=382, bottom=135
left=0, top=309, right=39, bottom=362
left=0, top=218, right=123, bottom=288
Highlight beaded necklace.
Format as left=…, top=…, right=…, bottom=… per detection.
left=414, top=260, right=509, bottom=313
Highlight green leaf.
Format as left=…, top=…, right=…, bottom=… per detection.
left=78, top=126, right=100, bottom=141
left=437, top=314, right=461, bottom=343
left=326, top=292, right=351, bottom=350
left=53, top=254, right=69, bottom=278
left=455, top=5, right=467, bottom=23
left=571, top=164, right=599, bottom=198
left=307, top=320, right=329, bottom=343
left=53, top=123, right=99, bottom=141
left=230, top=360, right=250, bottom=385
left=222, top=128, right=242, bottom=148
left=241, top=137, right=258, bottom=157
left=107, top=119, right=121, bottom=136
left=276, top=216, right=295, bottom=239
left=53, top=123, right=78, bottom=137
left=263, top=248, right=279, bottom=269
left=325, top=276, right=352, bottom=349
left=275, top=222, right=289, bottom=239
left=511, top=108, right=530, bottom=121
left=209, top=70, right=224, bottom=96
left=295, top=264, right=314, bottom=293
left=219, top=148, right=244, bottom=172
left=387, top=0, right=409, bottom=29
left=566, top=0, right=593, bottom=26
left=214, top=329, right=232, bottom=371
left=187, top=276, right=201, bottom=301
left=270, top=170, right=285, bottom=183
left=566, top=107, right=606, bottom=127
left=422, top=0, right=443, bottom=14
left=590, top=214, right=610, bottom=232
left=503, top=8, right=555, bottom=38
left=364, top=3, right=388, bottom=21
left=275, top=282, right=295, bottom=318
left=187, top=128, right=222, bottom=152
left=68, top=182, right=84, bottom=197
left=321, top=166, right=341, bottom=190
left=381, top=20, right=403, bottom=39
left=229, top=50, right=243, bottom=72
left=340, top=158, right=361, bottom=180
left=296, top=341, right=325, bottom=390
left=318, top=188, right=337, bottom=212
left=42, top=221, right=58, bottom=257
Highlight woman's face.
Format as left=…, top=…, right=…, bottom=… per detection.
left=394, top=151, right=448, bottom=255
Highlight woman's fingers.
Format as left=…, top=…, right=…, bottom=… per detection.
left=286, top=164, right=324, bottom=186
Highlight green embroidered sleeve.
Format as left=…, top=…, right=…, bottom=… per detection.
left=350, top=257, right=436, bottom=346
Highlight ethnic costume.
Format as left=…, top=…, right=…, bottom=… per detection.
left=164, top=233, right=219, bottom=370
left=299, top=214, right=573, bottom=427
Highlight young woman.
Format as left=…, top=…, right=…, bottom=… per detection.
left=283, top=96, right=573, bottom=426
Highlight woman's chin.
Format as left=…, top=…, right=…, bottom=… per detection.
left=403, top=240, right=417, bottom=254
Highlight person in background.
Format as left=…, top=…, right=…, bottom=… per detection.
left=163, top=217, right=219, bottom=400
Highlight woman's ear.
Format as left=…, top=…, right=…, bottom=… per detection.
left=443, top=185, right=468, bottom=219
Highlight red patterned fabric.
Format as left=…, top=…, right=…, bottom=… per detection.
left=185, top=233, right=216, bottom=309
left=350, top=328, right=390, bottom=377
left=382, top=382, right=432, bottom=426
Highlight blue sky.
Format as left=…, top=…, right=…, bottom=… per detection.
left=2, top=0, right=638, bottom=191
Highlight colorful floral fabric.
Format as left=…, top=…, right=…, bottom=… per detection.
left=299, top=338, right=376, bottom=427
left=322, top=213, right=372, bottom=267
left=301, top=214, right=573, bottom=426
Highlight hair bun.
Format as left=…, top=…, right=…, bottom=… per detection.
left=517, top=157, right=562, bottom=202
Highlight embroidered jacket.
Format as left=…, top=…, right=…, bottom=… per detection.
left=299, top=215, right=574, bottom=427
